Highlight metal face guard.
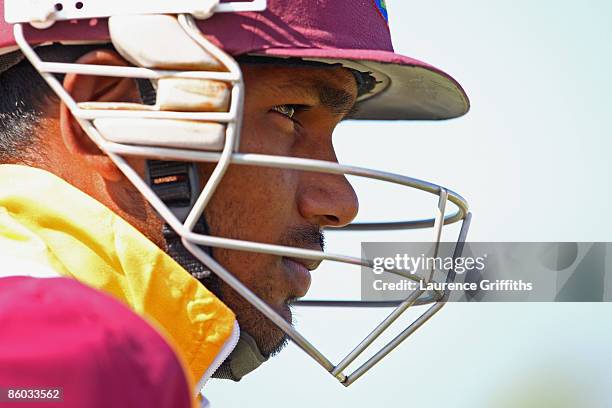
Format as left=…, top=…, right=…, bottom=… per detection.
left=13, top=10, right=470, bottom=387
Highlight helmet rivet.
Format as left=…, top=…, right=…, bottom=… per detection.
left=75, top=2, right=84, bottom=10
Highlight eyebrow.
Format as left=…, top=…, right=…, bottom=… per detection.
left=272, top=79, right=357, bottom=117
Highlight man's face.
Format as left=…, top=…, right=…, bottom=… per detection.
left=199, top=64, right=359, bottom=356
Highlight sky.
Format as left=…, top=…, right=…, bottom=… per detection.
left=206, top=1, right=612, bottom=406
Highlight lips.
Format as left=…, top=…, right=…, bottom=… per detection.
left=281, top=257, right=319, bottom=298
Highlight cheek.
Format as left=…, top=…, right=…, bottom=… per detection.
left=202, top=164, right=299, bottom=304
left=199, top=117, right=301, bottom=298
left=200, top=116, right=300, bottom=242
left=206, top=164, right=298, bottom=242
left=239, top=112, right=296, bottom=155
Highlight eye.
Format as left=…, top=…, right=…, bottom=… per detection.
left=271, top=104, right=297, bottom=119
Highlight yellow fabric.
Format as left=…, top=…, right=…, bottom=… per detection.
left=0, top=164, right=236, bottom=386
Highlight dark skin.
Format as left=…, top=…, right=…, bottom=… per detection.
left=34, top=49, right=359, bottom=356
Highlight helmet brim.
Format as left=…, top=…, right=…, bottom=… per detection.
left=255, top=47, right=470, bottom=121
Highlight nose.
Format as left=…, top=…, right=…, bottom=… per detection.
left=297, top=171, right=359, bottom=229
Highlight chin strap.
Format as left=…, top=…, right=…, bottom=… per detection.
left=145, top=159, right=212, bottom=279
left=212, top=332, right=268, bottom=381
left=162, top=219, right=212, bottom=280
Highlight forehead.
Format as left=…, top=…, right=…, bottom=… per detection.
left=240, top=64, right=358, bottom=99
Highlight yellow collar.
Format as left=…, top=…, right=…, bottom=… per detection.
left=0, top=164, right=236, bottom=385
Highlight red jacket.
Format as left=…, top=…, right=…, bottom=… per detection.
left=0, top=276, right=194, bottom=408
